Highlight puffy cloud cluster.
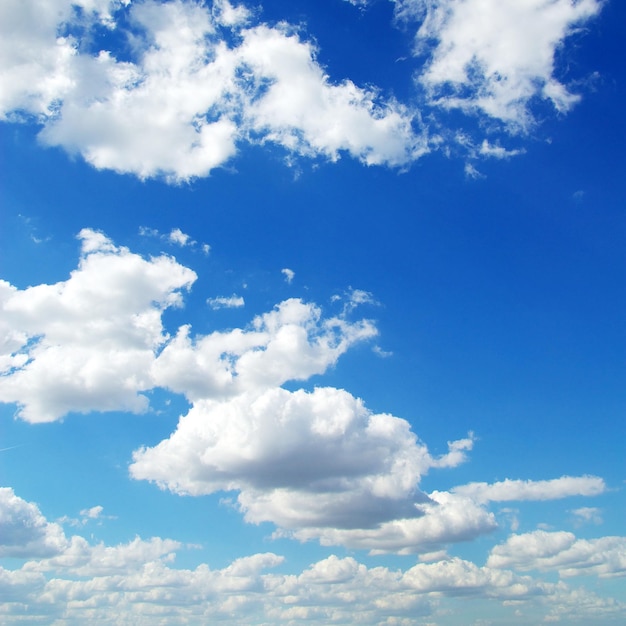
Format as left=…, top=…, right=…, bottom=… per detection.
left=395, top=0, right=603, bottom=127
left=1, top=489, right=624, bottom=625
left=0, top=0, right=425, bottom=181
left=0, top=230, right=611, bottom=555
left=1, top=0, right=604, bottom=180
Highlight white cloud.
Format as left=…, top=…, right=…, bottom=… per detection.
left=207, top=294, right=245, bottom=309
left=0, top=0, right=425, bottom=182
left=236, top=24, right=426, bottom=166
left=291, top=490, right=496, bottom=554
left=452, top=475, right=606, bottom=504
left=488, top=530, right=626, bottom=579
left=570, top=506, right=603, bottom=526
left=151, top=297, right=377, bottom=402
left=281, top=268, right=295, bottom=284
left=131, top=388, right=477, bottom=551
left=167, top=228, right=193, bottom=246
left=0, top=488, right=68, bottom=558
left=397, top=0, right=603, bottom=127
left=0, top=229, right=196, bottom=422
left=2, top=488, right=624, bottom=624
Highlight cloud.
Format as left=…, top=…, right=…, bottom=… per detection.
left=397, top=0, right=603, bottom=127
left=207, top=294, right=245, bottom=309
left=0, top=229, right=196, bottom=422
left=2, top=488, right=624, bottom=624
left=488, top=530, right=626, bottom=579
left=452, top=476, right=606, bottom=504
left=281, top=268, right=295, bottom=284
left=0, top=488, right=68, bottom=558
left=167, top=228, right=193, bottom=247
left=570, top=506, right=603, bottom=526
left=132, top=387, right=474, bottom=535
left=0, top=230, right=613, bottom=557
left=151, top=297, right=378, bottom=401
left=0, top=0, right=425, bottom=182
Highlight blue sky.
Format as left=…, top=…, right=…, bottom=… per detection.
left=1, top=0, right=625, bottom=624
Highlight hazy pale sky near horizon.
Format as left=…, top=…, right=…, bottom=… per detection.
left=1, top=1, right=625, bottom=624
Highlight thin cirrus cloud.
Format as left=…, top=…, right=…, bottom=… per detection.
left=0, top=0, right=603, bottom=181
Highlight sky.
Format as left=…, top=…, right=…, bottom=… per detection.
left=0, top=0, right=625, bottom=624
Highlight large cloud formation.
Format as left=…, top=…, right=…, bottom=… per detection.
left=0, top=0, right=603, bottom=180
left=0, top=0, right=425, bottom=181
left=0, top=230, right=608, bottom=556
left=1, top=489, right=624, bottom=625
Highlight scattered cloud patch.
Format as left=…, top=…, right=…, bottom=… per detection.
left=570, top=506, right=603, bottom=527
left=0, top=0, right=426, bottom=181
left=281, top=268, right=295, bottom=284
left=3, top=488, right=623, bottom=624
left=207, top=294, right=245, bottom=309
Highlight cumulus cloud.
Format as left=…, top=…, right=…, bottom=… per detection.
left=0, top=229, right=196, bottom=422
left=397, top=0, right=603, bottom=127
left=488, top=530, right=626, bottom=579
left=1, top=491, right=622, bottom=626
left=131, top=387, right=475, bottom=540
left=167, top=228, right=193, bottom=247
left=0, top=0, right=425, bottom=181
left=0, top=488, right=68, bottom=558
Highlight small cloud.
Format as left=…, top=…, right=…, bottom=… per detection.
left=573, top=190, right=585, bottom=203
left=479, top=140, right=524, bottom=159
left=419, top=550, right=448, bottom=563
left=202, top=243, right=211, bottom=255
left=373, top=345, right=393, bottom=358
left=464, top=163, right=484, bottom=179
left=80, top=505, right=104, bottom=520
left=168, top=228, right=194, bottom=247
left=58, top=505, right=115, bottom=527
left=207, top=295, right=245, bottom=310
left=281, top=268, right=295, bottom=284
left=139, top=226, right=160, bottom=238
left=570, top=507, right=602, bottom=527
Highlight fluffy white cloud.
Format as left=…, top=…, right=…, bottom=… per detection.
left=0, top=488, right=68, bottom=558
left=236, top=24, right=425, bottom=166
left=1, top=489, right=624, bottom=624
left=132, top=387, right=474, bottom=535
left=452, top=475, right=606, bottom=504
left=397, top=0, right=603, bottom=127
left=151, top=297, right=377, bottom=401
left=488, top=530, right=626, bottom=579
left=0, top=229, right=196, bottom=422
left=0, top=0, right=127, bottom=118
left=0, top=0, right=424, bottom=181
